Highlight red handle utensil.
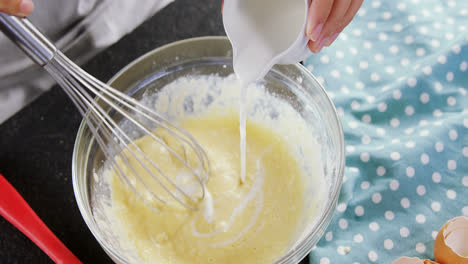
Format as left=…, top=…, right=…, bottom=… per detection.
left=0, top=173, right=82, bottom=264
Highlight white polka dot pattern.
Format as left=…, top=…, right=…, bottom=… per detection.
left=306, top=1, right=468, bottom=263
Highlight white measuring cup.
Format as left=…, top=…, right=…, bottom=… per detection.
left=223, top=0, right=311, bottom=83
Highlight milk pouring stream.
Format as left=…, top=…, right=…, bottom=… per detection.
left=223, top=0, right=312, bottom=183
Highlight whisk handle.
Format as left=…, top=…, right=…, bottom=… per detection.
left=0, top=13, right=56, bottom=66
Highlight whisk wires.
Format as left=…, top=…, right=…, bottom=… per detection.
left=45, top=51, right=210, bottom=211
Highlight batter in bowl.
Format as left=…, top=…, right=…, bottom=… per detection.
left=101, top=75, right=326, bottom=264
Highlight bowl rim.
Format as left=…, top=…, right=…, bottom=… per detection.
left=72, top=36, right=345, bottom=264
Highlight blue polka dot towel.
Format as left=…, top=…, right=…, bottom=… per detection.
left=304, top=0, right=468, bottom=263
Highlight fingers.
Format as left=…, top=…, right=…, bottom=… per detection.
left=337, top=0, right=363, bottom=33
left=0, top=0, right=34, bottom=17
left=308, top=0, right=350, bottom=52
left=306, top=0, right=363, bottom=53
left=321, top=0, right=351, bottom=47
left=306, top=0, right=334, bottom=42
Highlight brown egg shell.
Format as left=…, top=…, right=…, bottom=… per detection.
left=434, top=217, right=468, bottom=264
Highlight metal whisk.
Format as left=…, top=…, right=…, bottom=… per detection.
left=0, top=14, right=210, bottom=210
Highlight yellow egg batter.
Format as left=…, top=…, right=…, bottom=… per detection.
left=110, top=113, right=308, bottom=264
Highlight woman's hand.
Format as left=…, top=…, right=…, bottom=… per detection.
left=306, top=0, right=363, bottom=53
left=0, top=0, right=34, bottom=17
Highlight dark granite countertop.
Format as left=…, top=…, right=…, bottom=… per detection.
left=0, top=0, right=310, bottom=263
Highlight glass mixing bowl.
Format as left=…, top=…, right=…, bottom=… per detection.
left=72, top=36, right=345, bottom=264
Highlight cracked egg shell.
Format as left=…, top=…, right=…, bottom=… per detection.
left=434, top=216, right=468, bottom=264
